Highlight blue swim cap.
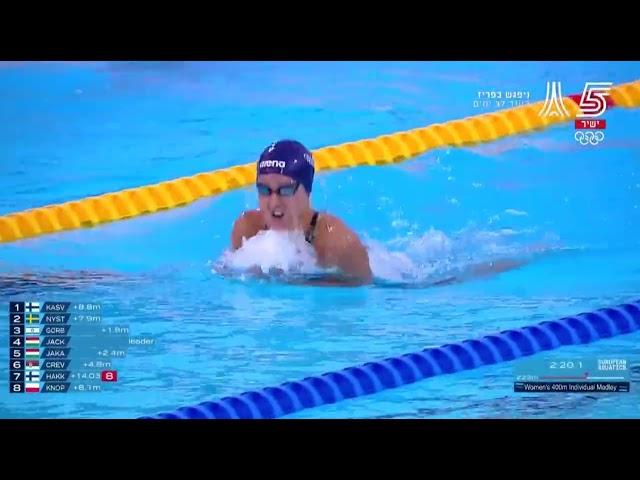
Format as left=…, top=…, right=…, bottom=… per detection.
left=257, top=140, right=315, bottom=194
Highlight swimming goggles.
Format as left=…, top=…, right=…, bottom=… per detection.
left=256, top=181, right=300, bottom=197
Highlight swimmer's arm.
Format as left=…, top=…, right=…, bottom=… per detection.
left=286, top=274, right=369, bottom=288
left=333, top=238, right=373, bottom=285
left=439, top=258, right=529, bottom=285
left=318, top=219, right=373, bottom=285
left=467, top=258, right=528, bottom=277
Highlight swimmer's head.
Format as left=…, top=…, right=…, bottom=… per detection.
left=257, top=140, right=314, bottom=194
left=256, top=140, right=315, bottom=231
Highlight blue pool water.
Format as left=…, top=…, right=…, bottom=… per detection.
left=1, top=61, right=640, bottom=419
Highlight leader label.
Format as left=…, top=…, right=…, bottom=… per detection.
left=43, top=302, right=71, bottom=312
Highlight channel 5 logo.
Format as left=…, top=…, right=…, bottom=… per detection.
left=539, top=80, right=612, bottom=146
left=577, top=82, right=612, bottom=118
left=538, top=81, right=612, bottom=118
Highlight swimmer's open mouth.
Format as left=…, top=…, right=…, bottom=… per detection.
left=272, top=210, right=284, bottom=218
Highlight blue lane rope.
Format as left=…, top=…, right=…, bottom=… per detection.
left=141, top=300, right=640, bottom=419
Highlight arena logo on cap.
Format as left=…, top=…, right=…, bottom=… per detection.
left=259, top=160, right=286, bottom=169
left=304, top=153, right=314, bottom=166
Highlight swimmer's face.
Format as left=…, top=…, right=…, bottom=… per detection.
left=256, top=174, right=309, bottom=230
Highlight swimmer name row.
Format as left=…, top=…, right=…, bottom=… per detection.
left=10, top=301, right=101, bottom=313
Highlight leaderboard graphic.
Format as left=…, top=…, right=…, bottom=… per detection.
left=9, top=301, right=131, bottom=394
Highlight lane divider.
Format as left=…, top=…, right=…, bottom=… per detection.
left=140, top=299, right=640, bottom=419
left=2, top=79, right=639, bottom=244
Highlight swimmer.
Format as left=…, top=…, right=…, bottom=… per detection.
left=231, top=139, right=373, bottom=286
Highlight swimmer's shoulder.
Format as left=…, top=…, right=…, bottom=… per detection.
left=314, top=212, right=339, bottom=234
left=313, top=212, right=363, bottom=248
left=313, top=211, right=372, bottom=283
left=231, top=210, right=264, bottom=250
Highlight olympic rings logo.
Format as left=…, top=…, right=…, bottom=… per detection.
left=574, top=131, right=605, bottom=146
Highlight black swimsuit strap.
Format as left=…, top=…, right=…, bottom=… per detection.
left=305, top=211, right=319, bottom=244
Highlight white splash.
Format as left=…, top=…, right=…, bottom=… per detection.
left=213, top=225, right=555, bottom=286
left=391, top=219, right=410, bottom=229
left=366, top=226, right=550, bottom=284
left=214, top=230, right=322, bottom=276
left=504, top=209, right=528, bottom=216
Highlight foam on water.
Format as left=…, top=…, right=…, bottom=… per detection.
left=213, top=230, right=324, bottom=279
left=367, top=226, right=554, bottom=284
left=212, top=225, right=555, bottom=285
